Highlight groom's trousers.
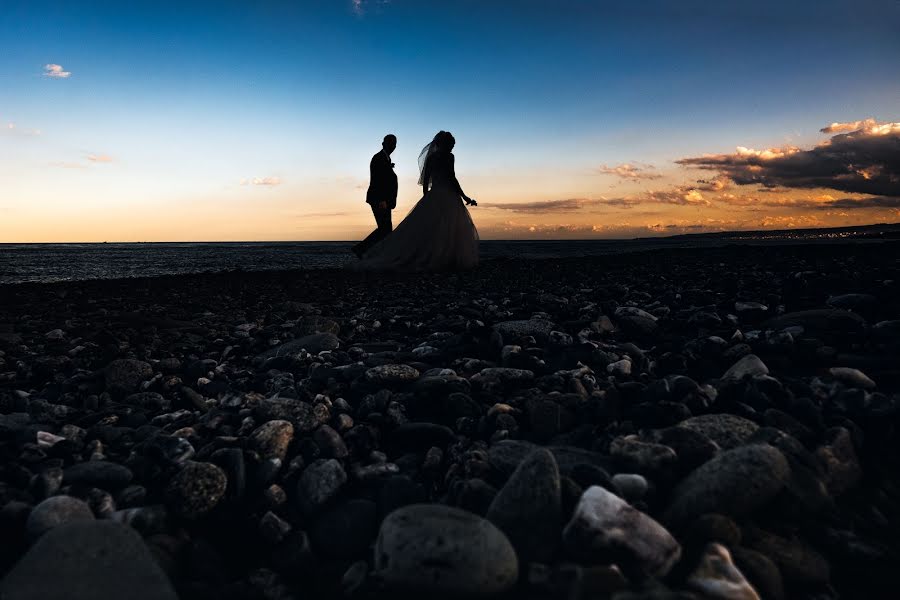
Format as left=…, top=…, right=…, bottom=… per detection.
left=353, top=205, right=392, bottom=256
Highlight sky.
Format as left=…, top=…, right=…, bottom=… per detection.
left=1, top=0, right=899, bottom=242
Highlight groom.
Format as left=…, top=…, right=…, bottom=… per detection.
left=352, top=134, right=398, bottom=258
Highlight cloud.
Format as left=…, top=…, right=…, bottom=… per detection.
left=87, top=154, right=113, bottom=163
left=2, top=122, right=42, bottom=136
left=677, top=119, right=900, bottom=197
left=240, top=177, right=282, bottom=186
left=43, top=64, right=71, bottom=78
left=352, top=0, right=389, bottom=15
left=482, top=198, right=605, bottom=213
left=596, top=163, right=662, bottom=180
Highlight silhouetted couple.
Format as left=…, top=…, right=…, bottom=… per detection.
left=352, top=131, right=479, bottom=271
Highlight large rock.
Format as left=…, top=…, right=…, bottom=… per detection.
left=63, top=461, right=133, bottom=489
left=665, top=445, right=790, bottom=525
left=563, top=486, right=681, bottom=578
left=258, top=333, right=341, bottom=359
left=493, top=319, right=556, bottom=340
left=745, top=529, right=830, bottom=586
left=249, top=420, right=294, bottom=461
left=25, top=496, right=95, bottom=542
left=486, top=448, right=561, bottom=563
left=722, top=354, right=769, bottom=380
left=677, top=414, right=759, bottom=451
left=686, top=543, right=760, bottom=600
left=815, top=427, right=862, bottom=495
left=164, top=461, right=227, bottom=519
left=763, top=309, right=866, bottom=336
left=297, top=458, right=347, bottom=515
left=104, top=359, right=153, bottom=395
left=374, top=504, right=518, bottom=595
left=365, top=364, right=420, bottom=384
left=256, top=397, right=325, bottom=432
left=1, top=520, right=177, bottom=600
left=488, top=440, right=612, bottom=478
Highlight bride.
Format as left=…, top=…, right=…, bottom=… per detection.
left=358, top=131, right=479, bottom=271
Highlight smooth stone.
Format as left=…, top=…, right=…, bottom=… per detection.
left=365, top=364, right=420, bottom=384
left=763, top=309, right=866, bottom=335
left=249, top=420, right=294, bottom=461
left=104, top=359, right=153, bottom=395
left=685, top=513, right=742, bottom=549
left=374, top=504, right=518, bottom=595
left=25, top=496, right=95, bottom=542
left=164, top=461, right=227, bottom=519
left=63, top=461, right=133, bottom=489
left=731, top=547, right=785, bottom=600
left=826, top=293, right=877, bottom=311
left=259, top=333, right=341, bottom=359
left=686, top=543, right=760, bottom=600
left=677, top=414, right=759, bottom=451
left=563, top=485, right=681, bottom=578
left=610, top=436, right=677, bottom=473
left=488, top=440, right=612, bottom=478
left=722, top=354, right=769, bottom=380
left=472, top=367, right=535, bottom=386
left=612, top=473, right=649, bottom=502
left=641, top=426, right=719, bottom=472
left=256, top=397, right=324, bottom=432
left=614, top=306, right=658, bottom=321
left=493, top=319, right=556, bottom=339
left=310, top=499, right=378, bottom=559
left=123, top=392, right=170, bottom=411
left=313, top=424, right=349, bottom=459
left=745, top=529, right=830, bottom=586
left=815, top=427, right=862, bottom=495
left=735, top=301, right=768, bottom=313
left=607, top=358, right=632, bottom=377
left=665, top=445, right=790, bottom=525
left=486, top=448, right=561, bottom=563
left=828, top=367, right=876, bottom=389
left=296, top=458, right=346, bottom=514
left=1, top=520, right=177, bottom=600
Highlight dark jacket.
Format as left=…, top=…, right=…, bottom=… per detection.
left=366, top=151, right=398, bottom=209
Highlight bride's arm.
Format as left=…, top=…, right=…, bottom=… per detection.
left=449, top=154, right=474, bottom=204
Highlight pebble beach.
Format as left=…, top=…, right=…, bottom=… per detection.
left=1, top=241, right=899, bottom=599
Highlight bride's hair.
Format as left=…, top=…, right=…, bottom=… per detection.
left=418, top=130, right=456, bottom=185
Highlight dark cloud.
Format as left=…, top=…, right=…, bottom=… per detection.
left=818, top=196, right=900, bottom=210
left=677, top=121, right=900, bottom=197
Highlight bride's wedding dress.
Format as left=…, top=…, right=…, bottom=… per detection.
left=358, top=152, right=479, bottom=271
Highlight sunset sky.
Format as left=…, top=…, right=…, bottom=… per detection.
left=1, top=0, right=898, bottom=242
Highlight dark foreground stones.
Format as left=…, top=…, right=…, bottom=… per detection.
left=1, top=243, right=899, bottom=599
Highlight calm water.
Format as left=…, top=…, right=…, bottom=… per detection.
left=0, top=228, right=894, bottom=285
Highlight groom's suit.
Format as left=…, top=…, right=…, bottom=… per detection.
left=354, top=150, right=398, bottom=257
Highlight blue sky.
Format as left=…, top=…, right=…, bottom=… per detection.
left=1, top=0, right=898, bottom=241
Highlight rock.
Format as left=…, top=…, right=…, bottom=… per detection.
left=815, top=427, right=862, bottom=495
left=873, top=319, right=900, bottom=341
left=641, top=426, right=719, bottom=472
left=488, top=440, right=611, bottom=478
left=486, top=448, right=561, bottom=563
left=616, top=315, right=659, bottom=337
left=164, top=461, right=227, bottom=519
left=745, top=529, right=830, bottom=586
left=472, top=367, right=534, bottom=388
left=25, top=496, right=95, bottom=541
left=722, top=354, right=769, bottom=380
left=260, top=333, right=341, bottom=359
left=763, top=309, right=866, bottom=336
left=735, top=301, right=768, bottom=314
left=143, top=436, right=195, bottom=466
left=365, top=364, right=420, bottom=384
left=249, top=420, right=294, bottom=461
left=0, top=520, right=177, bottom=600
left=677, top=414, right=759, bottom=451
left=493, top=319, right=556, bottom=340
left=256, top=397, right=324, bottom=432
left=563, top=486, right=681, bottom=578
left=313, top=424, right=349, bottom=459
left=607, top=359, right=632, bottom=377
left=612, top=473, right=648, bottom=502
left=104, top=359, right=153, bottom=395
left=686, top=543, right=760, bottom=600
left=610, top=436, right=677, bottom=474
left=123, top=392, right=170, bottom=411
left=374, top=504, right=518, bottom=595
left=310, top=499, right=378, bottom=559
left=297, top=458, right=346, bottom=514
left=826, top=293, right=877, bottom=311
left=665, top=444, right=790, bottom=525
left=527, top=398, right=575, bottom=440
left=685, top=514, right=742, bottom=549
left=828, top=367, right=876, bottom=389
left=614, top=306, right=658, bottom=321
left=63, top=461, right=133, bottom=489
left=731, top=547, right=785, bottom=600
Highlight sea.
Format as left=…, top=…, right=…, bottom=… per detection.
left=1, top=224, right=897, bottom=285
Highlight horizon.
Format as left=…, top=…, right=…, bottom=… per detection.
left=2, top=0, right=899, bottom=243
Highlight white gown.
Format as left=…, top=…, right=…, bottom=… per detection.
left=358, top=171, right=479, bottom=271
